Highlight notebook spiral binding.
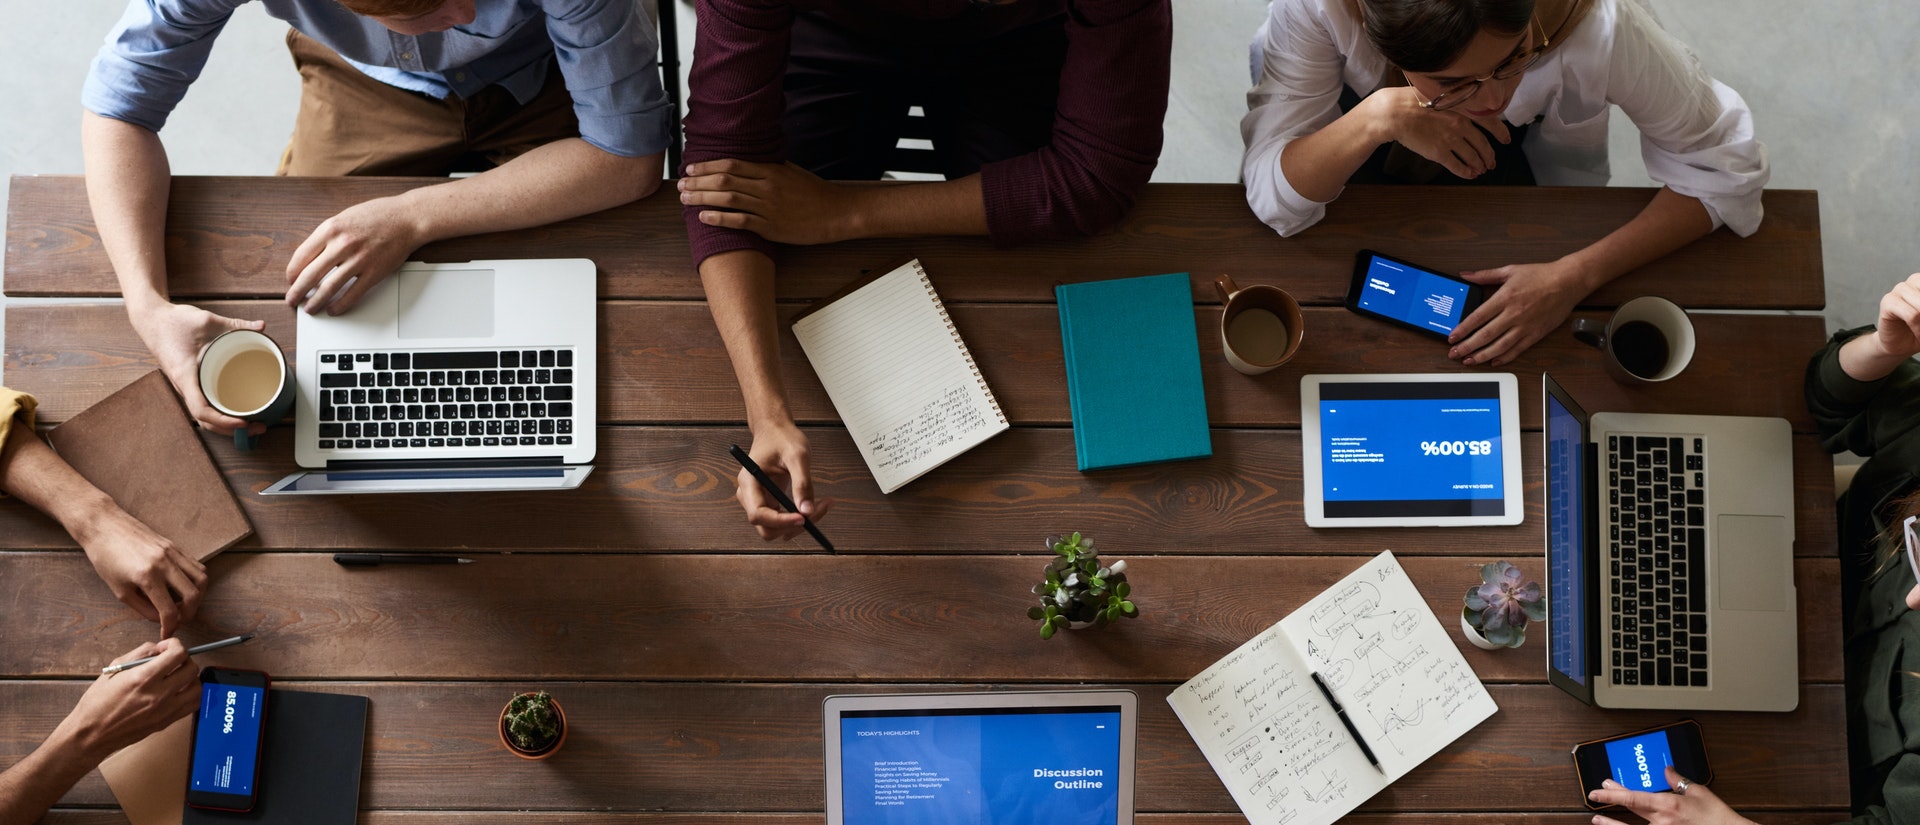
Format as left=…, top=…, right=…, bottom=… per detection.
left=914, top=260, right=1007, bottom=425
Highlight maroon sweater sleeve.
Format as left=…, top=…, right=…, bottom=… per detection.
left=979, top=0, right=1170, bottom=245
left=682, top=0, right=792, bottom=267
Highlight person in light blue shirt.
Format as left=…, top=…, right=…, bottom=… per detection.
left=81, top=0, right=672, bottom=436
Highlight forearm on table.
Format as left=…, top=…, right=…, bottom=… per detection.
left=390, top=139, right=664, bottom=244
left=0, top=722, right=98, bottom=822
left=1277, top=102, right=1391, bottom=204
left=839, top=176, right=989, bottom=240
left=81, top=112, right=175, bottom=314
left=0, top=419, right=116, bottom=539
left=699, top=250, right=793, bottom=430
left=1555, top=187, right=1714, bottom=296
left=1837, top=330, right=1914, bottom=384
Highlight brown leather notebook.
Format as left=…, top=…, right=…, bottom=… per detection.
left=46, top=370, right=252, bottom=561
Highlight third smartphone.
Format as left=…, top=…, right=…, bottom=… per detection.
left=186, top=667, right=271, bottom=812
left=1572, top=719, right=1712, bottom=808
left=1344, top=249, right=1488, bottom=339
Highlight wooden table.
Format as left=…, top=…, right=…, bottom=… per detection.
left=3, top=177, right=1842, bottom=823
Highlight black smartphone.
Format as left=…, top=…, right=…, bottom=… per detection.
left=1572, top=719, right=1712, bottom=809
left=1344, top=249, right=1488, bottom=339
left=186, top=667, right=271, bottom=813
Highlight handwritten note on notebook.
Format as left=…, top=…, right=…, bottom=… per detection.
left=792, top=259, right=1009, bottom=493
left=1167, top=551, right=1497, bottom=825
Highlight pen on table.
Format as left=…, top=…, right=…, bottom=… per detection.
left=729, top=444, right=835, bottom=552
left=102, top=634, right=255, bottom=675
left=333, top=553, right=473, bottom=566
left=1310, top=670, right=1383, bottom=773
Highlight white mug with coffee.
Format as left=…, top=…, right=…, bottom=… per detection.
left=198, top=329, right=295, bottom=450
left=1573, top=296, right=1696, bottom=384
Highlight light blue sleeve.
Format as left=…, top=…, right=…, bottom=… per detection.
left=81, top=0, right=253, bottom=132
left=544, top=0, right=672, bottom=158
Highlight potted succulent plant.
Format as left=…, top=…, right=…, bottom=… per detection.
left=499, top=690, right=568, bottom=760
left=1028, top=532, right=1139, bottom=639
left=1461, top=560, right=1547, bottom=650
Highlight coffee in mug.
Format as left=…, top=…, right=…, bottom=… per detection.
left=1214, top=275, right=1304, bottom=375
left=198, top=329, right=296, bottom=450
left=1573, top=296, right=1695, bottom=384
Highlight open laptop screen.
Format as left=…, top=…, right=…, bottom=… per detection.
left=1546, top=389, right=1588, bottom=688
left=835, top=705, right=1124, bottom=825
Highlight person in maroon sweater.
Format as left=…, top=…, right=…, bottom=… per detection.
left=678, top=0, right=1172, bottom=541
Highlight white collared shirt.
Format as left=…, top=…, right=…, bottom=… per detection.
left=1242, top=0, right=1769, bottom=237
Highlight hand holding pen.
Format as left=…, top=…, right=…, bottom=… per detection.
left=730, top=444, right=834, bottom=550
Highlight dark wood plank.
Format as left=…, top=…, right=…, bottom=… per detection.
left=35, top=812, right=1853, bottom=824
left=7, top=176, right=1822, bottom=308
left=4, top=682, right=1846, bottom=813
left=1, top=302, right=1826, bottom=430
left=0, top=427, right=1838, bottom=556
left=0, top=554, right=1843, bottom=684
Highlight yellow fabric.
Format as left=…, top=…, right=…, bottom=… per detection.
left=0, top=387, right=40, bottom=498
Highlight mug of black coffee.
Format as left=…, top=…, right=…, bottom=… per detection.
left=1572, top=296, right=1695, bottom=384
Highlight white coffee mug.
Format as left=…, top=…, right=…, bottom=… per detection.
left=1572, top=296, right=1696, bottom=384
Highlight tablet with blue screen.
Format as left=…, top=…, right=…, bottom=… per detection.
left=824, top=691, right=1137, bottom=825
left=1300, top=373, right=1523, bottom=527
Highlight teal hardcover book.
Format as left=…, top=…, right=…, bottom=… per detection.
left=1056, top=272, right=1213, bottom=471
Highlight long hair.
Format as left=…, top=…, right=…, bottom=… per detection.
left=1359, top=0, right=1536, bottom=73
left=1874, top=487, right=1920, bottom=581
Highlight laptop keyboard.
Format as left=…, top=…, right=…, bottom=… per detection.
left=1607, top=434, right=1709, bottom=688
left=314, top=349, right=579, bottom=451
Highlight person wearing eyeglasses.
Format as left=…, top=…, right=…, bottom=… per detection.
left=1757, top=272, right=1920, bottom=825
left=1242, top=0, right=1767, bottom=368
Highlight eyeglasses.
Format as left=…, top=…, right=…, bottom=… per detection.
left=1415, top=3, right=1576, bottom=112
left=1904, top=515, right=1920, bottom=586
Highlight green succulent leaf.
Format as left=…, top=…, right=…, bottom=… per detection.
left=1041, top=622, right=1057, bottom=640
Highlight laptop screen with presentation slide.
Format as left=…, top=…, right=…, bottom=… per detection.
left=823, top=691, right=1137, bottom=825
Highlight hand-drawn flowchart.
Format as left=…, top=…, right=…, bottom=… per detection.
left=1168, top=551, right=1499, bottom=825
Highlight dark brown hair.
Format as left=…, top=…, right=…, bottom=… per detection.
left=1359, top=0, right=1536, bottom=73
left=337, top=0, right=443, bottom=16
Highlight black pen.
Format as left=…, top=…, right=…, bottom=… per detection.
left=333, top=554, right=473, bottom=566
left=1311, top=670, right=1383, bottom=772
left=729, top=444, right=834, bottom=552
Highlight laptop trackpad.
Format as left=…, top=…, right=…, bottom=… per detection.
left=1715, top=515, right=1790, bottom=612
left=397, top=269, right=495, bottom=339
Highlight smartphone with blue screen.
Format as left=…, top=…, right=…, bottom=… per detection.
left=186, top=667, right=271, bottom=812
left=1572, top=719, right=1711, bottom=809
left=1344, top=249, right=1488, bottom=339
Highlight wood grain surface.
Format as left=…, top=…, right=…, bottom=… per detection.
left=0, top=427, right=1838, bottom=555
left=7, top=176, right=1822, bottom=308
left=31, top=813, right=1854, bottom=824
left=3, top=302, right=1825, bottom=429
left=0, top=553, right=1843, bottom=683
left=5, top=682, right=1848, bottom=814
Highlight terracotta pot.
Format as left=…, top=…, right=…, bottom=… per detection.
left=499, top=694, right=568, bottom=760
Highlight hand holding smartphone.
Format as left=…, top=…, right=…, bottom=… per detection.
left=1573, top=719, right=1712, bottom=809
left=1344, top=250, right=1488, bottom=339
left=186, top=667, right=270, bottom=812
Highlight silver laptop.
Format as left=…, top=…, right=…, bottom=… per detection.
left=263, top=259, right=597, bottom=495
left=823, top=690, right=1137, bottom=825
left=1544, top=373, right=1797, bottom=711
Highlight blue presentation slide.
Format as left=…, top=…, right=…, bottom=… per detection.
left=1605, top=730, right=1676, bottom=792
left=191, top=683, right=264, bottom=795
left=1319, top=395, right=1504, bottom=509
left=1547, top=394, right=1587, bottom=686
left=1355, top=256, right=1472, bottom=333
left=840, top=708, right=1122, bottom=825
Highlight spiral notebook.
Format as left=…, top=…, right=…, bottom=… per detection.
left=792, top=258, right=1008, bottom=493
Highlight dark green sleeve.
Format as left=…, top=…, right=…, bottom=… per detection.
left=1806, top=326, right=1920, bottom=459
left=1841, top=751, right=1920, bottom=823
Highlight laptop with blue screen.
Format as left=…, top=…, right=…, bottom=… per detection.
left=824, top=691, right=1137, bottom=825
left=1544, top=373, right=1796, bottom=711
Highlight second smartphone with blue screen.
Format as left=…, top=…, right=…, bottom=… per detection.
left=1344, top=249, right=1488, bottom=339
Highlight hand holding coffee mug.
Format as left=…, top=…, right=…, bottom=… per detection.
left=1573, top=296, right=1696, bottom=384
left=198, top=330, right=295, bottom=450
left=1215, top=275, right=1304, bottom=375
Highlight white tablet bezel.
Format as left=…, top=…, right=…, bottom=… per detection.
left=1300, top=372, right=1523, bottom=528
left=823, top=690, right=1137, bottom=825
